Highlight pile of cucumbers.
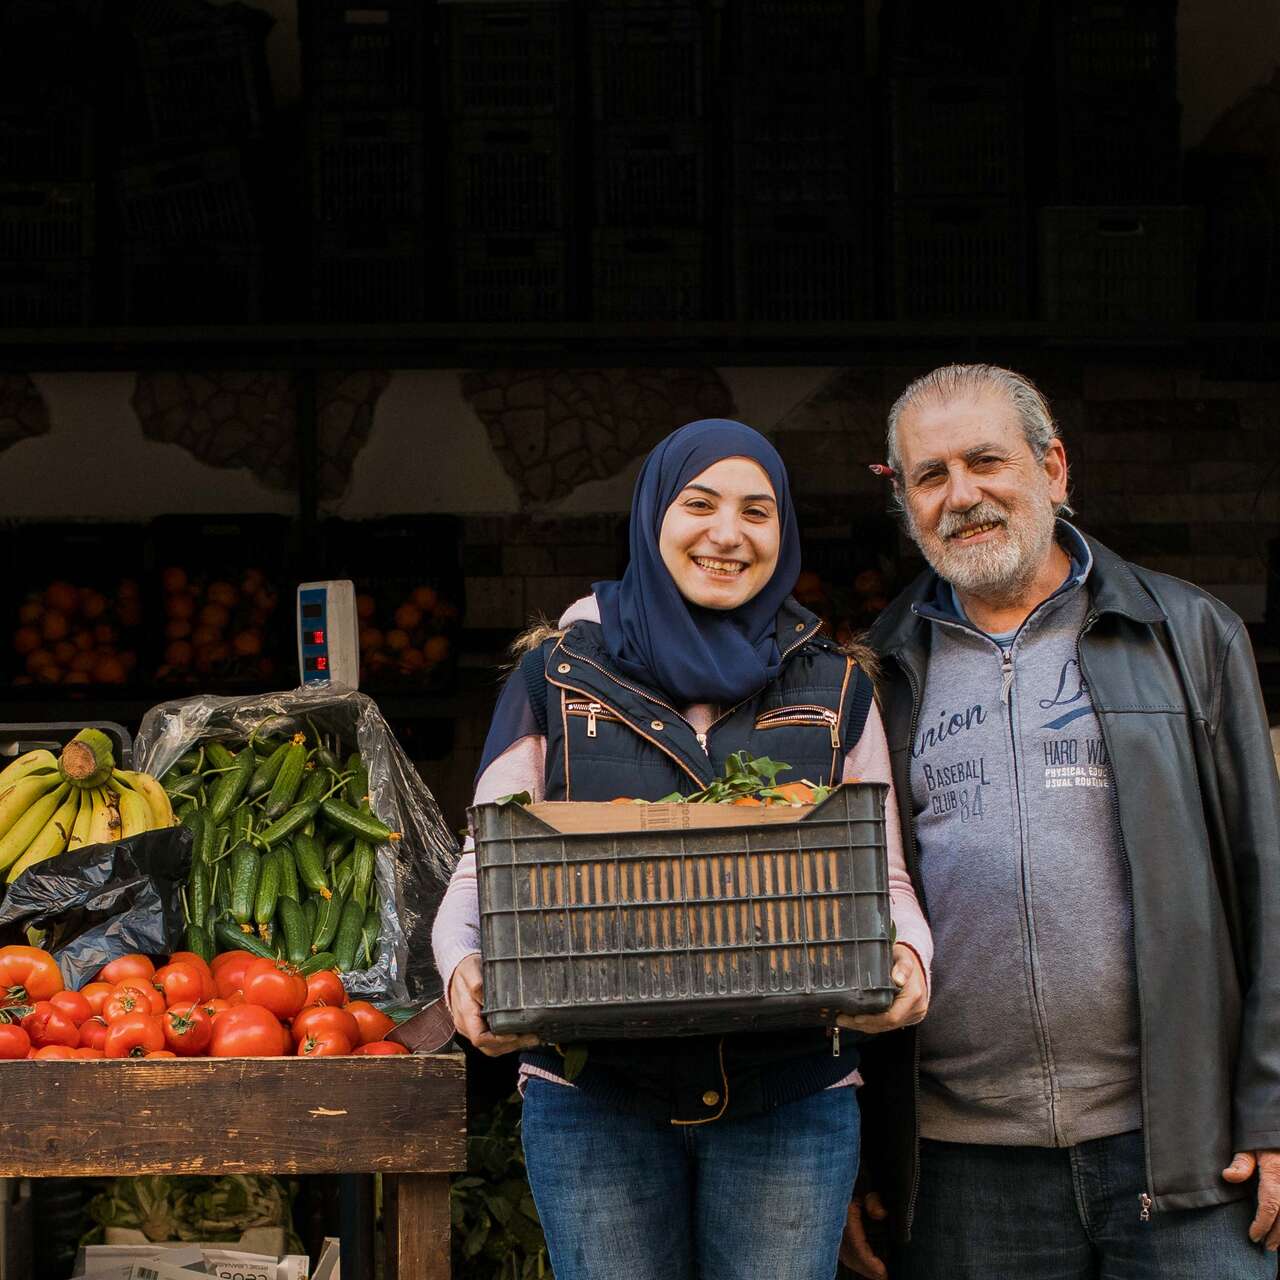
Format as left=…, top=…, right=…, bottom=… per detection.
left=162, top=721, right=401, bottom=975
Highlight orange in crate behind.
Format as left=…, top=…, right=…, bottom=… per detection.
left=472, top=784, right=895, bottom=1041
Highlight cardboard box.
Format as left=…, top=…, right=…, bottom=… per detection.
left=523, top=798, right=816, bottom=833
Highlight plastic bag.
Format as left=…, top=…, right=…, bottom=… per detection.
left=134, top=685, right=457, bottom=1004
left=0, top=826, right=194, bottom=991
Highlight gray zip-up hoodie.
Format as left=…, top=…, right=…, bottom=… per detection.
left=911, top=525, right=1142, bottom=1147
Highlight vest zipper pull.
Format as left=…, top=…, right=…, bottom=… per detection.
left=1000, top=651, right=1014, bottom=705
left=832, top=1027, right=840, bottom=1058
left=824, top=709, right=840, bottom=750
left=1139, top=1192, right=1152, bottom=1222
left=586, top=702, right=601, bottom=738
left=695, top=731, right=709, bottom=755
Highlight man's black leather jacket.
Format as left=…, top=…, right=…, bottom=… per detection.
left=860, top=533, right=1280, bottom=1235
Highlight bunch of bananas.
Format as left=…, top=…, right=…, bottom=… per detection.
left=0, top=728, right=175, bottom=886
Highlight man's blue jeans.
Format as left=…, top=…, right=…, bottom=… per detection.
left=894, top=1130, right=1275, bottom=1279
left=521, top=1076, right=859, bottom=1280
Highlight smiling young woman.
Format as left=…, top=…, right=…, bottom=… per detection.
left=432, top=418, right=934, bottom=1280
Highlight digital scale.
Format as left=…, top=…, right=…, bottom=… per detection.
left=296, top=580, right=360, bottom=689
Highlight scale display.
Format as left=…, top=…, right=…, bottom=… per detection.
left=296, top=581, right=359, bottom=688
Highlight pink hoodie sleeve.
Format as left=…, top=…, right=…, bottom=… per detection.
left=430, top=734, right=547, bottom=1004
left=843, top=701, right=933, bottom=989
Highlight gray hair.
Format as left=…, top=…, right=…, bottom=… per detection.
left=885, top=364, right=1073, bottom=516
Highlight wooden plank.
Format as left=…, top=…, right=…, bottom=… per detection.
left=0, top=1055, right=465, bottom=1178
left=384, top=1173, right=451, bottom=1280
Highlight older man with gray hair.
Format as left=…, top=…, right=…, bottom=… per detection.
left=842, top=364, right=1280, bottom=1279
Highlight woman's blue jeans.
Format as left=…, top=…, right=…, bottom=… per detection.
left=521, top=1076, right=859, bottom=1280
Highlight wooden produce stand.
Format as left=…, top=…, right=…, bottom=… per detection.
left=0, top=1054, right=466, bottom=1279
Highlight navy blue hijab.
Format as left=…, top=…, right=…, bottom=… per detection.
left=593, top=418, right=801, bottom=706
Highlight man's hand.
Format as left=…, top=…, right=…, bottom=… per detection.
left=448, top=954, right=539, bottom=1057
left=1223, top=1149, right=1280, bottom=1250
left=839, top=1191, right=889, bottom=1279
left=837, top=944, right=928, bottom=1035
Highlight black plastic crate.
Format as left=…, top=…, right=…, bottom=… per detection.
left=1038, top=205, right=1200, bottom=323
left=0, top=722, right=132, bottom=770
left=1190, top=155, right=1278, bottom=322
left=1052, top=0, right=1177, bottom=98
left=301, top=0, right=430, bottom=109
left=590, top=7, right=704, bottom=122
left=132, top=13, right=271, bottom=144
left=450, top=118, right=572, bottom=233
left=115, top=149, right=256, bottom=246
left=592, top=228, right=707, bottom=320
left=734, top=0, right=864, bottom=107
left=121, top=243, right=263, bottom=324
left=1054, top=97, right=1181, bottom=203
left=892, top=198, right=1028, bottom=319
left=732, top=107, right=871, bottom=212
left=0, top=99, right=93, bottom=179
left=312, top=246, right=427, bottom=321
left=594, top=122, right=705, bottom=227
left=319, top=516, right=464, bottom=692
left=456, top=233, right=569, bottom=321
left=0, top=182, right=92, bottom=259
left=442, top=1, right=574, bottom=119
left=889, top=73, right=1024, bottom=198
left=0, top=259, right=91, bottom=326
left=3, top=522, right=148, bottom=690
left=147, top=514, right=293, bottom=689
left=880, top=0, right=1034, bottom=72
left=474, top=784, right=895, bottom=1040
left=733, top=211, right=875, bottom=322
left=309, top=110, right=426, bottom=226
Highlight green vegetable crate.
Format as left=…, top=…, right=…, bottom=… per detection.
left=472, top=783, right=895, bottom=1041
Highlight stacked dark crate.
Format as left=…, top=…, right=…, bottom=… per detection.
left=885, top=1, right=1029, bottom=319
left=589, top=0, right=711, bottom=321
left=730, top=1, right=872, bottom=322
left=0, top=3, right=99, bottom=325
left=115, top=0, right=271, bottom=323
left=442, top=0, right=575, bottom=320
left=1039, top=0, right=1197, bottom=321
left=303, top=0, right=430, bottom=320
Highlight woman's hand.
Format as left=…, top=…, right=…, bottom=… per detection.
left=837, top=944, right=928, bottom=1035
left=448, top=954, right=539, bottom=1057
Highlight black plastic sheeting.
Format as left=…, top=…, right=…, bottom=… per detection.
left=0, top=825, right=194, bottom=991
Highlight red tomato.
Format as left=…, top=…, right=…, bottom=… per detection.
left=211, top=950, right=244, bottom=973
left=199, top=997, right=234, bottom=1020
left=291, top=1004, right=360, bottom=1048
left=73, top=1046, right=104, bottom=1059
left=345, top=1001, right=395, bottom=1046
left=103, top=1012, right=165, bottom=1059
left=145, top=1050, right=177, bottom=1059
left=167, top=951, right=215, bottom=983
left=78, top=982, right=115, bottom=1016
left=153, top=961, right=207, bottom=1007
left=298, top=1030, right=353, bottom=1057
left=214, top=953, right=253, bottom=999
left=210, top=1004, right=288, bottom=1058
left=32, top=1044, right=77, bottom=1060
left=163, top=1005, right=212, bottom=1056
left=304, top=970, right=347, bottom=1008
left=0, top=944, right=64, bottom=1004
left=352, top=1040, right=408, bottom=1056
left=241, top=958, right=307, bottom=1021
left=103, top=983, right=160, bottom=1024
left=0, top=1024, right=31, bottom=1059
left=78, top=1016, right=109, bottom=1050
left=48, top=990, right=92, bottom=1027
left=21, top=1001, right=80, bottom=1048
left=97, top=953, right=154, bottom=986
